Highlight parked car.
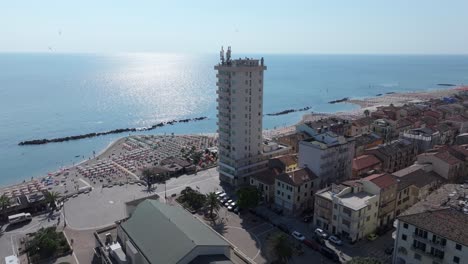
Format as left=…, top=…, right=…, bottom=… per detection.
left=385, top=246, right=394, bottom=255
left=303, top=215, right=313, bottom=223
left=217, top=193, right=227, bottom=199
left=291, top=231, right=306, bottom=241
left=220, top=197, right=229, bottom=204
left=367, top=233, right=378, bottom=241
left=320, top=246, right=340, bottom=262
left=328, top=236, right=343, bottom=246
left=224, top=199, right=233, bottom=207
left=227, top=202, right=237, bottom=211
left=215, top=191, right=223, bottom=196
left=303, top=239, right=320, bottom=251
left=314, top=228, right=328, bottom=239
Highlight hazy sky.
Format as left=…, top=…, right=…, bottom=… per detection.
left=2, top=0, right=468, bottom=54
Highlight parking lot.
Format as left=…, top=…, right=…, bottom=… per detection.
left=193, top=190, right=338, bottom=264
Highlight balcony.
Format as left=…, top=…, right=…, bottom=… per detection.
left=412, top=233, right=446, bottom=248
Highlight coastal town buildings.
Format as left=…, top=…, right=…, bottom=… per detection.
left=349, top=117, right=375, bottom=137
left=297, top=131, right=355, bottom=187
left=393, top=184, right=468, bottom=264
left=351, top=154, right=382, bottom=178
left=353, top=132, right=383, bottom=156
left=274, top=167, right=319, bottom=214
left=273, top=132, right=310, bottom=153
left=215, top=47, right=267, bottom=186
left=314, top=182, right=380, bottom=242
left=250, top=169, right=278, bottom=203
left=360, top=173, right=398, bottom=229
left=400, top=128, right=441, bottom=153
left=392, top=164, right=445, bottom=215
left=364, top=139, right=418, bottom=173
left=96, top=200, right=240, bottom=264
left=417, top=148, right=465, bottom=181
left=394, top=208, right=468, bottom=264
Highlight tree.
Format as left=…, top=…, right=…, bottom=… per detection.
left=346, top=257, right=383, bottom=264
left=45, top=191, right=60, bottom=211
left=141, top=167, right=154, bottom=192
left=236, top=187, right=260, bottom=209
left=272, top=233, right=292, bottom=263
left=364, top=109, right=370, bottom=117
left=0, top=194, right=11, bottom=220
left=205, top=192, right=219, bottom=219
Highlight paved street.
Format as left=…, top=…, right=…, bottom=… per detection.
left=0, top=210, right=63, bottom=260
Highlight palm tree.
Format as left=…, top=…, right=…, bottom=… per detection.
left=141, top=167, right=154, bottom=192
left=364, top=109, right=370, bottom=117
left=0, top=194, right=11, bottom=220
left=45, top=191, right=60, bottom=212
left=205, top=192, right=219, bottom=219
left=272, top=234, right=293, bottom=263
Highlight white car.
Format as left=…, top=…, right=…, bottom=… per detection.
left=328, top=235, right=343, bottom=245
left=215, top=191, right=223, bottom=196
left=314, top=228, right=328, bottom=239
left=227, top=202, right=237, bottom=211
left=291, top=231, right=306, bottom=241
left=224, top=199, right=233, bottom=207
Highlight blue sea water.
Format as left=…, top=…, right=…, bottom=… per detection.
left=1, top=53, right=468, bottom=186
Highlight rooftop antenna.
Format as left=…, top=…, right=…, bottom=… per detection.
left=226, top=46, right=232, bottom=64
left=220, top=46, right=225, bottom=64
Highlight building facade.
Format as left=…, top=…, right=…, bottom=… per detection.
left=274, top=168, right=319, bottom=214
left=394, top=209, right=468, bottom=264
left=215, top=47, right=267, bottom=186
left=314, top=183, right=380, bottom=242
left=298, top=132, right=355, bottom=187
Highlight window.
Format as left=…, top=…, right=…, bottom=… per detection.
left=367, top=205, right=372, bottom=210
left=453, top=256, right=460, bottom=264
left=415, top=228, right=428, bottom=239
left=430, top=247, right=444, bottom=259
left=342, top=219, right=350, bottom=228
left=265, top=186, right=268, bottom=190
left=403, top=223, right=408, bottom=229
left=297, top=196, right=300, bottom=202
left=343, top=207, right=352, bottom=216
left=287, top=195, right=290, bottom=200
left=456, top=244, right=462, bottom=250
left=333, top=215, right=337, bottom=220
left=366, top=216, right=370, bottom=222
left=305, top=184, right=308, bottom=188
left=251, top=179, right=254, bottom=184
left=277, top=182, right=280, bottom=187
left=277, top=190, right=280, bottom=195
left=414, top=253, right=421, bottom=260
left=402, top=234, right=407, bottom=241
left=334, top=204, right=338, bottom=209
left=413, top=240, right=427, bottom=252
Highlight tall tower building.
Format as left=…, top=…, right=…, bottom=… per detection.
left=215, top=47, right=267, bottom=186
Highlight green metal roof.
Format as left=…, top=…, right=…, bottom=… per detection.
left=121, top=200, right=229, bottom=264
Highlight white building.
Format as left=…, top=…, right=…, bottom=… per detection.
left=298, top=131, right=355, bottom=187
left=215, top=47, right=267, bottom=186
left=394, top=208, right=468, bottom=264
left=314, top=182, right=380, bottom=242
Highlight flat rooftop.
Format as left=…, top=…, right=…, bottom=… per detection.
left=338, top=191, right=376, bottom=211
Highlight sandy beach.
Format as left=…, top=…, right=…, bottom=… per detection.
left=2, top=86, right=466, bottom=194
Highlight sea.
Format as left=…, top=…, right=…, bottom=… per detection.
left=1, top=53, right=468, bottom=186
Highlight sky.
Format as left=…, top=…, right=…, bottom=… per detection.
left=2, top=0, right=468, bottom=54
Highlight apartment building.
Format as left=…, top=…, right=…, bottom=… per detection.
left=274, top=168, right=319, bottom=214
left=392, top=164, right=445, bottom=216
left=352, top=154, right=382, bottom=178
left=365, top=139, right=418, bottom=173
left=215, top=47, right=267, bottom=186
left=394, top=208, right=468, bottom=264
left=314, top=183, right=380, bottom=242
left=360, top=173, right=398, bottom=229
left=298, top=132, right=355, bottom=187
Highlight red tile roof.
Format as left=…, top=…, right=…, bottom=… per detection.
left=352, top=155, right=381, bottom=171
left=363, top=173, right=397, bottom=189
